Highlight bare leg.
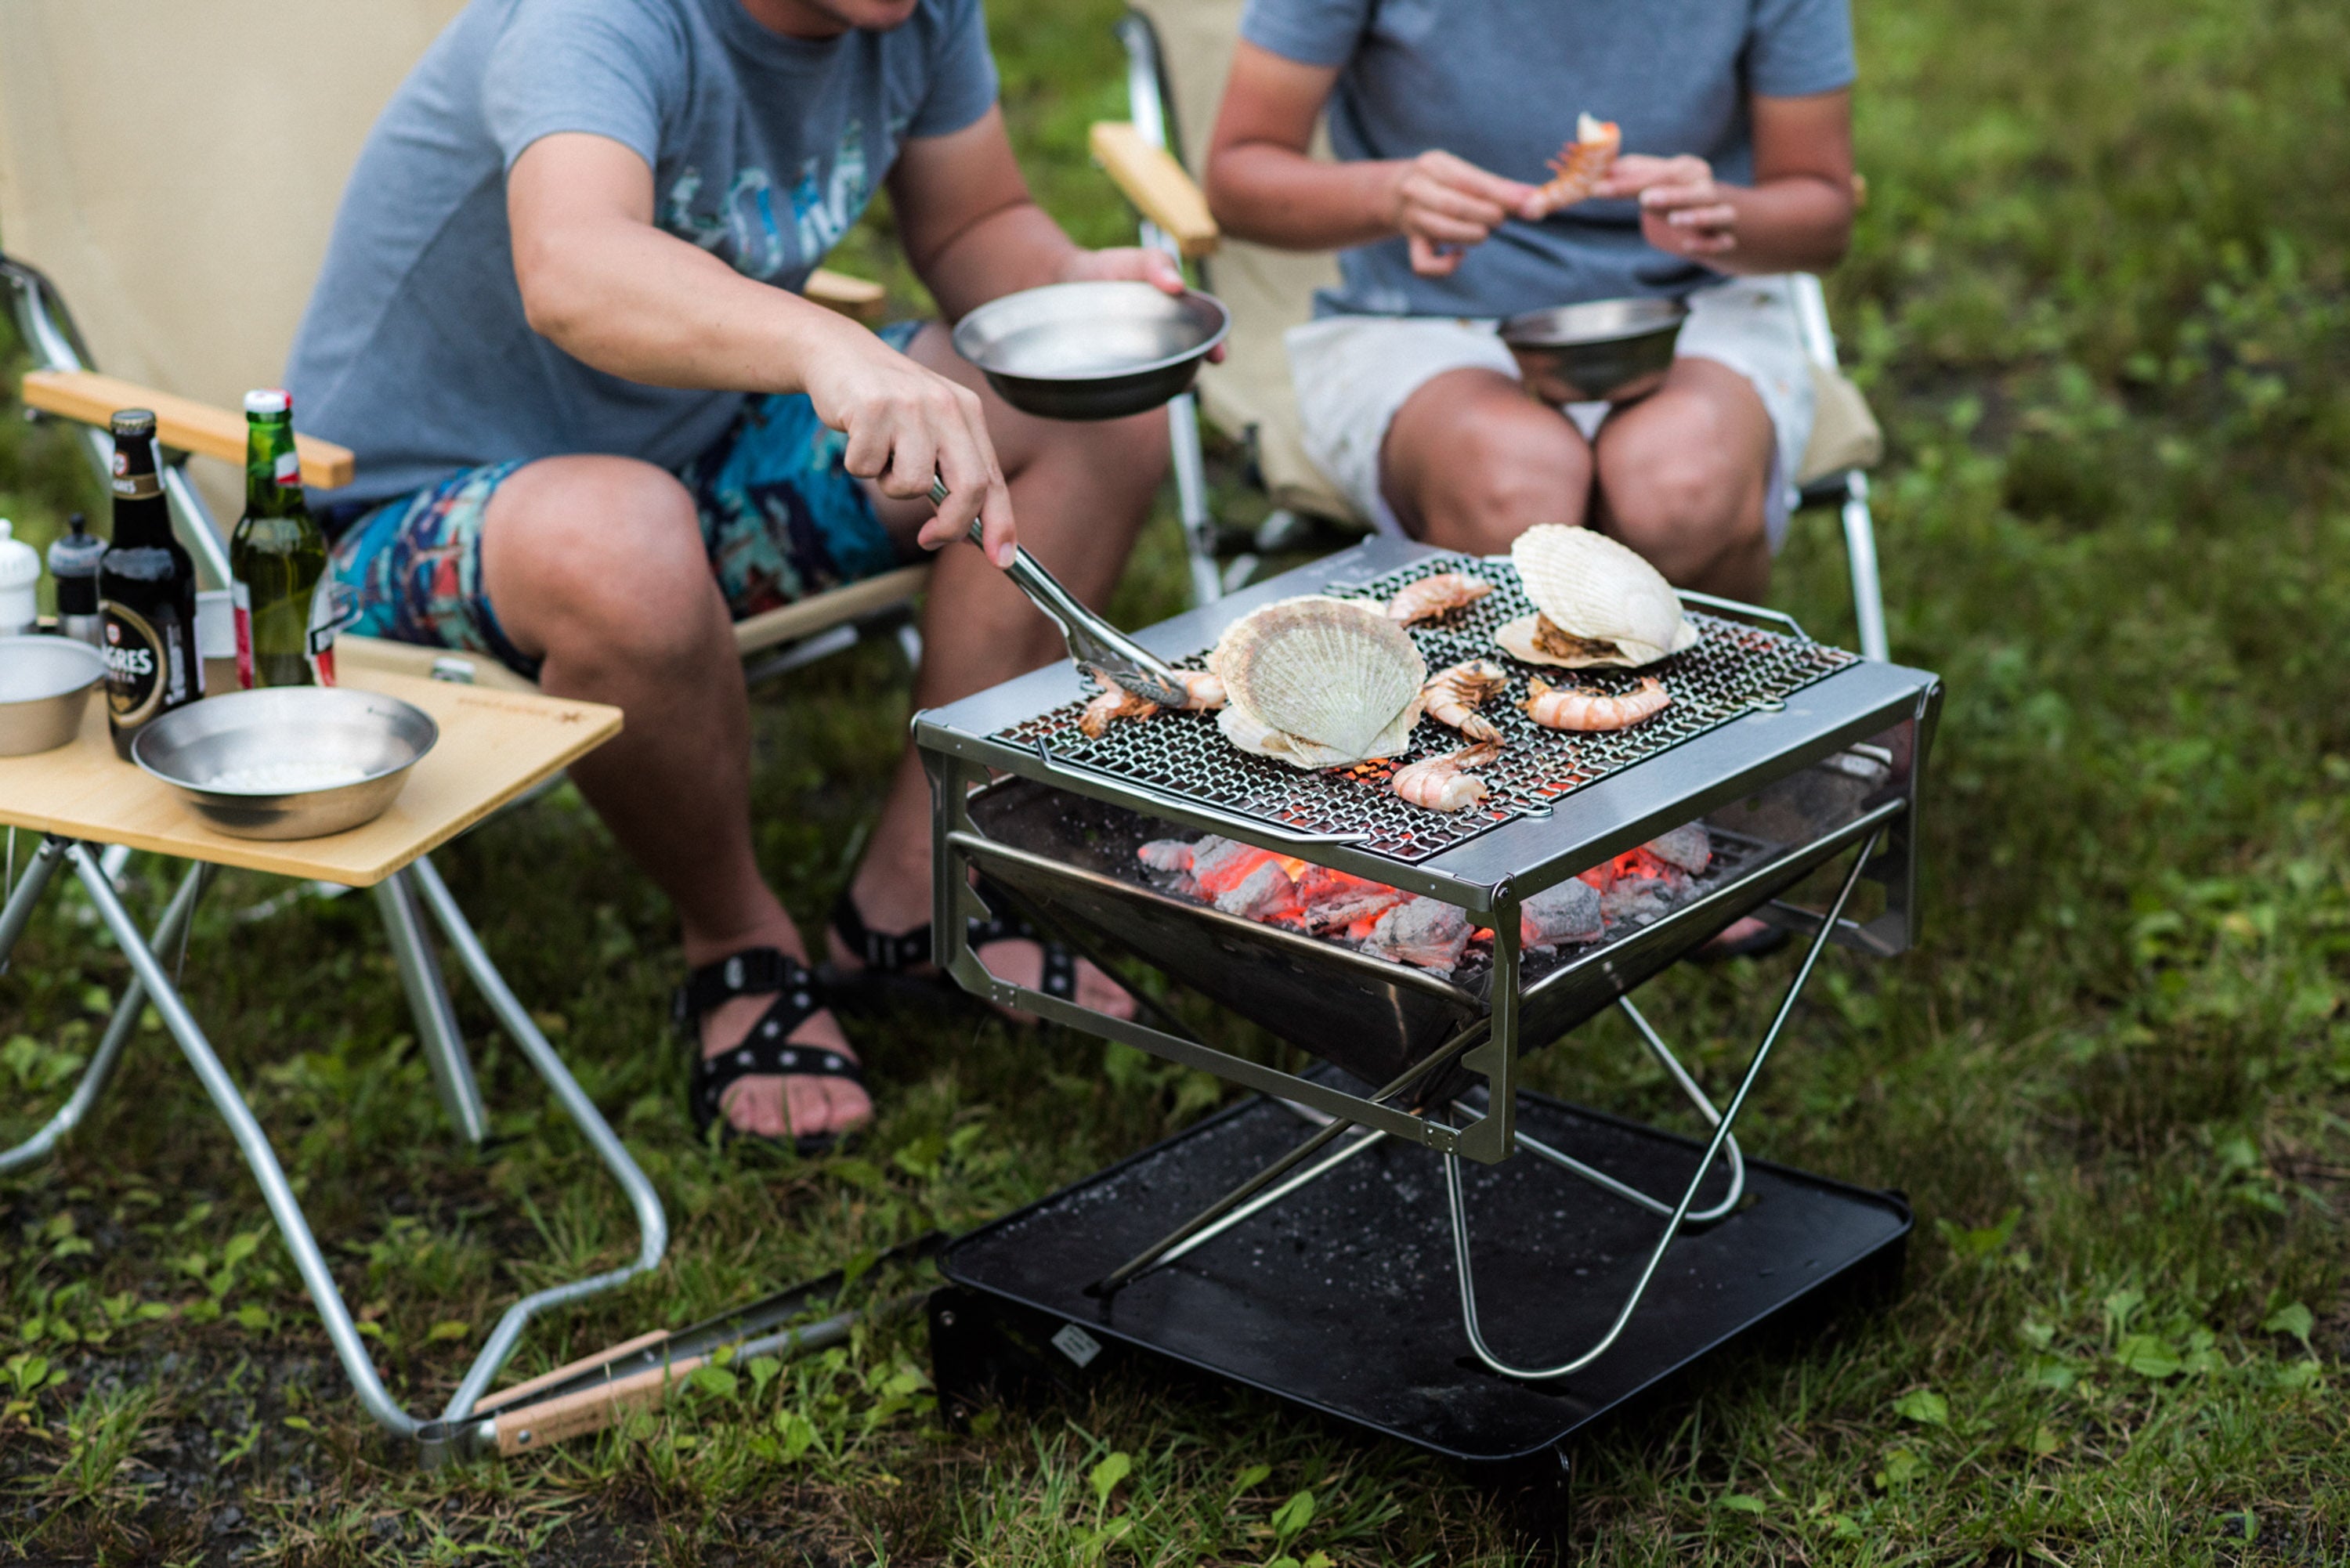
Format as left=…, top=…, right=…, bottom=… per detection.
left=1591, top=357, right=1776, bottom=602
left=833, top=324, right=1165, bottom=1020
left=479, top=457, right=869, bottom=1142
left=1379, top=368, right=1593, bottom=553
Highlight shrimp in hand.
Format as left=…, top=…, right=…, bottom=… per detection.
left=1522, top=675, right=1670, bottom=732
left=1390, top=740, right=1502, bottom=813
left=1527, top=113, right=1621, bottom=218
left=1420, top=659, right=1512, bottom=743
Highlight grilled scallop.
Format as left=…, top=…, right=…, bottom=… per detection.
left=1495, top=525, right=1700, bottom=669
left=1209, top=595, right=1428, bottom=768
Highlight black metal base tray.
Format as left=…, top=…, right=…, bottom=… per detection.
left=934, top=1087, right=1909, bottom=1466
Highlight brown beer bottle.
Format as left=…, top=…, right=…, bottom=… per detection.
left=99, top=409, right=204, bottom=757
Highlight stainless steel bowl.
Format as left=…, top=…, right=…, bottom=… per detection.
left=1499, top=295, right=1689, bottom=405
left=953, top=280, right=1231, bottom=421
left=132, top=687, right=439, bottom=840
left=0, top=636, right=106, bottom=756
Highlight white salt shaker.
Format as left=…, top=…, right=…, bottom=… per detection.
left=0, top=519, right=40, bottom=638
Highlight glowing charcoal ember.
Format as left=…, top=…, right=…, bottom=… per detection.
left=1643, top=822, right=1712, bottom=875
left=1520, top=879, right=1603, bottom=951
left=1600, top=866, right=1690, bottom=929
left=1189, top=836, right=1283, bottom=895
left=1137, top=839, right=1196, bottom=874
left=1361, top=898, right=1473, bottom=976
left=1214, top=858, right=1303, bottom=922
left=1304, top=887, right=1412, bottom=934
left=1294, top=863, right=1388, bottom=906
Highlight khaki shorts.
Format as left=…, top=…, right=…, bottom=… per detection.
left=1286, top=276, right=1817, bottom=551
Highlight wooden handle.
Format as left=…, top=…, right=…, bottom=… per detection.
left=20, top=369, right=357, bottom=490
left=472, top=1328, right=674, bottom=1414
left=1089, top=122, right=1220, bottom=258
left=493, top=1353, right=707, bottom=1454
left=805, top=266, right=888, bottom=325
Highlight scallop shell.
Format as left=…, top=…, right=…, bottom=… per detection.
left=1209, top=596, right=1428, bottom=760
left=1503, top=526, right=1699, bottom=667
left=1217, top=692, right=1426, bottom=771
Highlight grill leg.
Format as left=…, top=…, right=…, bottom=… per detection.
left=1444, top=829, right=1882, bottom=1382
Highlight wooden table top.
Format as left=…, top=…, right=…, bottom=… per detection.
left=0, top=670, right=620, bottom=887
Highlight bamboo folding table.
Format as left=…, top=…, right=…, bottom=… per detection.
left=0, top=670, right=669, bottom=1455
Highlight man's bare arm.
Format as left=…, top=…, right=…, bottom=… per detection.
left=887, top=106, right=1188, bottom=320
left=1202, top=41, right=1539, bottom=276
left=507, top=131, right=1012, bottom=558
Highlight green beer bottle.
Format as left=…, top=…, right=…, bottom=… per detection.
left=230, top=389, right=333, bottom=688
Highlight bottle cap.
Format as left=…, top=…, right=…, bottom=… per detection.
left=0, top=519, right=42, bottom=590
left=244, top=388, right=291, bottom=417
left=110, top=407, right=157, bottom=438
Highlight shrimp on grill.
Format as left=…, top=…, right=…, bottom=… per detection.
left=1384, top=571, right=1493, bottom=627
left=1420, top=658, right=1511, bottom=743
left=1527, top=113, right=1622, bottom=218
left=1523, top=674, right=1670, bottom=732
left=1390, top=739, right=1502, bottom=813
left=1075, top=667, right=1227, bottom=739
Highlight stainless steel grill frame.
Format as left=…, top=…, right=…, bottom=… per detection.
left=916, top=538, right=1940, bottom=1382
left=916, top=539, right=1940, bottom=1165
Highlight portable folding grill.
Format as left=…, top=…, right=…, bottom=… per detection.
left=915, top=538, right=1940, bottom=1472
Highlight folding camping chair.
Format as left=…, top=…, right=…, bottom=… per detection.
left=1086, top=0, right=1893, bottom=662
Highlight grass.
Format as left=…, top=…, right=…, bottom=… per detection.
left=5, top=0, right=2350, bottom=1559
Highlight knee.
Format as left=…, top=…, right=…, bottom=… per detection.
left=1408, top=414, right=1589, bottom=552
left=492, top=460, right=718, bottom=661
left=1599, top=433, right=1762, bottom=569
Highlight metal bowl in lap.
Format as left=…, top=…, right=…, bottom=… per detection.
left=132, top=687, right=439, bottom=840
left=953, top=280, right=1231, bottom=421
left=0, top=636, right=107, bottom=756
left=1499, top=295, right=1689, bottom=405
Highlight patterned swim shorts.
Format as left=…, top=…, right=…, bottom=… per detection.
left=324, top=320, right=923, bottom=681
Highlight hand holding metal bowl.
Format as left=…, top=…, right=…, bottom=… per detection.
left=1499, top=295, right=1688, bottom=406
left=952, top=280, right=1230, bottom=422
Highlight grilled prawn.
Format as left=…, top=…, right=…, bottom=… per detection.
left=1527, top=114, right=1621, bottom=218
left=1419, top=658, right=1512, bottom=743
left=1384, top=571, right=1493, bottom=627
left=1522, top=675, right=1670, bottom=732
left=1390, top=739, right=1502, bottom=813
left=1076, top=667, right=1227, bottom=739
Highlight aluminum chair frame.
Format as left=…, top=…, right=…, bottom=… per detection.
left=1111, top=12, right=1891, bottom=663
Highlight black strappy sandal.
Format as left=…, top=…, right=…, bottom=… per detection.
left=824, top=889, right=1079, bottom=1018
left=672, top=948, right=865, bottom=1156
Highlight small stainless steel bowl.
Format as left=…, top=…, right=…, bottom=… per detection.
left=0, top=636, right=106, bottom=756
left=132, top=687, right=439, bottom=840
left=953, top=280, right=1231, bottom=421
left=1499, top=295, right=1690, bottom=405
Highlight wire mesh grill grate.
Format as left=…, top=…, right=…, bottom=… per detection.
left=992, top=555, right=1858, bottom=862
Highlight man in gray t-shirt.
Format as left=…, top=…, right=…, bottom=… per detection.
left=289, top=0, right=1180, bottom=1149
left=1204, top=0, right=1859, bottom=603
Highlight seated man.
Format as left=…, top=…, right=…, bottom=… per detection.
left=1202, top=0, right=1859, bottom=602
left=290, top=0, right=1171, bottom=1151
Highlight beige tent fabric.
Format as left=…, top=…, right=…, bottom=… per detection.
left=0, top=0, right=468, bottom=518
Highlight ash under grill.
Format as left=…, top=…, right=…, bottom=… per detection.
left=992, top=555, right=1857, bottom=862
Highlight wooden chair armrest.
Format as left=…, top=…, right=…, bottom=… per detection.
left=20, top=368, right=356, bottom=490
left=1089, top=122, right=1220, bottom=259
left=806, top=267, right=888, bottom=325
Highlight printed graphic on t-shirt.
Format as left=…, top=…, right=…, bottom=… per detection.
left=662, top=121, right=871, bottom=281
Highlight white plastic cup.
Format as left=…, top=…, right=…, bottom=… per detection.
left=0, top=519, right=41, bottom=638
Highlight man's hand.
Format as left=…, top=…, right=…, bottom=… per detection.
left=1386, top=151, right=1543, bottom=276
left=800, top=313, right=1015, bottom=565
left=1601, top=154, right=1740, bottom=261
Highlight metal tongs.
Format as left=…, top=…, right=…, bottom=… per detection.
left=930, top=476, right=1190, bottom=707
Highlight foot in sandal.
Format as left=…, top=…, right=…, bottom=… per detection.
left=677, top=922, right=871, bottom=1153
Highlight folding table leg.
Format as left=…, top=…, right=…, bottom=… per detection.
left=1444, top=829, right=1882, bottom=1382
left=0, top=859, right=205, bottom=1175
left=0, top=833, right=66, bottom=967
left=64, top=843, right=428, bottom=1439
left=371, top=869, right=489, bottom=1147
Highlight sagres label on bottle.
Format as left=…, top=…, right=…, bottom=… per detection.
left=103, top=604, right=164, bottom=724
left=109, top=449, right=162, bottom=500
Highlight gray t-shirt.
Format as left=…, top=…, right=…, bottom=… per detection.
left=287, top=0, right=998, bottom=509
left=1238, top=0, right=1854, bottom=319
